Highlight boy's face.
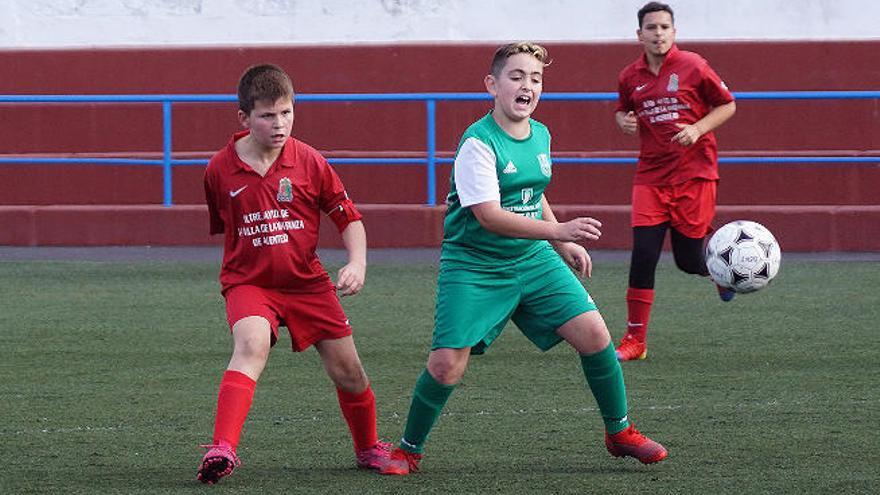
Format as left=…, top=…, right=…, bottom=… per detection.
left=485, top=52, right=544, bottom=123
left=238, top=96, right=294, bottom=150
left=638, top=11, right=676, bottom=58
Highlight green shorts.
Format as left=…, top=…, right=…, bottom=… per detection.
left=432, top=243, right=598, bottom=354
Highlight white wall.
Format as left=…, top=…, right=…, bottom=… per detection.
left=1, top=0, right=878, bottom=48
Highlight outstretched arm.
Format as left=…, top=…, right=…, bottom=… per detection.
left=336, top=220, right=366, bottom=296
left=470, top=200, right=602, bottom=244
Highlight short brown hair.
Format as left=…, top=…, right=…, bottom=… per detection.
left=489, top=42, right=551, bottom=76
left=638, top=2, right=674, bottom=28
left=237, top=64, right=294, bottom=114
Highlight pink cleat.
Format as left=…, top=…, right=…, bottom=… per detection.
left=196, top=443, right=241, bottom=484
left=356, top=441, right=392, bottom=470
left=605, top=425, right=668, bottom=464
left=379, top=447, right=423, bottom=476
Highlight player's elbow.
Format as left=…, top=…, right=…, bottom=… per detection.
left=722, top=101, right=737, bottom=119
left=473, top=211, right=505, bottom=235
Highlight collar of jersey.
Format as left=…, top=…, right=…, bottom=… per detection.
left=230, top=131, right=296, bottom=172
left=635, top=43, right=680, bottom=73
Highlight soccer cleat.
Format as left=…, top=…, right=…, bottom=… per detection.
left=715, top=283, right=736, bottom=302
left=356, top=441, right=393, bottom=470
left=196, top=443, right=241, bottom=485
left=615, top=334, right=647, bottom=361
left=378, top=447, right=423, bottom=476
left=605, top=425, right=668, bottom=464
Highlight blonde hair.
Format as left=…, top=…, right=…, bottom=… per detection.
left=490, top=42, right=551, bottom=76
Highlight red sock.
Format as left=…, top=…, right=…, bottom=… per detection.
left=336, top=385, right=379, bottom=452
left=212, top=370, right=256, bottom=449
left=626, top=287, right=655, bottom=342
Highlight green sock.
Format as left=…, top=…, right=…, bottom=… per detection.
left=580, top=343, right=630, bottom=434
left=399, top=369, right=457, bottom=454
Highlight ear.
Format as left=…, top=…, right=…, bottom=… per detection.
left=237, top=109, right=250, bottom=129
left=484, top=74, right=497, bottom=97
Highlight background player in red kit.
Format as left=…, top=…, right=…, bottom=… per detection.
left=614, top=2, right=736, bottom=361
left=197, top=64, right=389, bottom=484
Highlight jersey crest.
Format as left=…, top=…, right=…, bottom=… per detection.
left=667, top=73, right=680, bottom=92
left=521, top=187, right=534, bottom=204
left=277, top=177, right=293, bottom=202
left=537, top=153, right=552, bottom=177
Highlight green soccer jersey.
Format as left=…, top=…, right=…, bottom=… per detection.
left=442, top=112, right=554, bottom=262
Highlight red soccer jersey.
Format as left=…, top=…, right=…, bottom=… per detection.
left=204, top=131, right=362, bottom=293
left=616, top=45, right=734, bottom=186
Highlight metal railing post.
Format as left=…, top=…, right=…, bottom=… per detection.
left=425, top=99, right=437, bottom=206
left=162, top=100, right=173, bottom=207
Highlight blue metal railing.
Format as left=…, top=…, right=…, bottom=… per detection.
left=1, top=91, right=878, bottom=206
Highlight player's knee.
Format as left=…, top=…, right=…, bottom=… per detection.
left=427, top=359, right=466, bottom=385
left=233, top=335, right=270, bottom=363
left=329, top=360, right=368, bottom=392
left=674, top=256, right=707, bottom=275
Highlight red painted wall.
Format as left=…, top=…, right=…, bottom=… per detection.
left=1, top=41, right=877, bottom=155
left=1, top=42, right=878, bottom=249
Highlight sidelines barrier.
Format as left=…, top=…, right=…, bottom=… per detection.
left=1, top=92, right=878, bottom=250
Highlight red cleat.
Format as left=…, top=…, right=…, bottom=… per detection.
left=196, top=443, right=241, bottom=484
left=378, top=447, right=423, bottom=476
left=356, top=441, right=392, bottom=470
left=605, top=425, right=668, bottom=464
left=615, top=334, right=647, bottom=361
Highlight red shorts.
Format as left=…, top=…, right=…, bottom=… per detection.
left=631, top=179, right=717, bottom=238
left=223, top=285, right=352, bottom=352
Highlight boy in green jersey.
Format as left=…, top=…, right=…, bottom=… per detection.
left=380, top=42, right=667, bottom=476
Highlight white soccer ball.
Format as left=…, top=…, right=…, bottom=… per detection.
left=706, top=220, right=782, bottom=294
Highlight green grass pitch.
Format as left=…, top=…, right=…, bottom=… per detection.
left=0, top=258, right=878, bottom=494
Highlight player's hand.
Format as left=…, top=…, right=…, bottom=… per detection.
left=336, top=261, right=366, bottom=297
left=554, top=241, right=593, bottom=278
left=555, top=217, right=602, bottom=243
left=672, top=123, right=703, bottom=146
left=617, top=111, right=638, bottom=135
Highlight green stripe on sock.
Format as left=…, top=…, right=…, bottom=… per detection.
left=581, top=343, right=630, bottom=434
left=400, top=369, right=456, bottom=454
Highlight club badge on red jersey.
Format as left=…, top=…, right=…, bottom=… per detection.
left=277, top=177, right=293, bottom=202
left=666, top=73, right=679, bottom=92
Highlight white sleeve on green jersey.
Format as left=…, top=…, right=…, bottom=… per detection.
left=455, top=137, right=499, bottom=208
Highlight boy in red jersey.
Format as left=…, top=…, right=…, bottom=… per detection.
left=614, top=2, right=737, bottom=361
left=197, top=64, right=389, bottom=484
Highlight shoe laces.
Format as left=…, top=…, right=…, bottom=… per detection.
left=199, top=444, right=241, bottom=465
left=391, top=448, right=421, bottom=463
left=359, top=441, right=392, bottom=457
left=615, top=425, right=648, bottom=444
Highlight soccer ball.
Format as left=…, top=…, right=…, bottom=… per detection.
left=706, top=220, right=781, bottom=293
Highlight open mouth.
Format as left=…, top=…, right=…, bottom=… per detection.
left=515, top=95, right=532, bottom=105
